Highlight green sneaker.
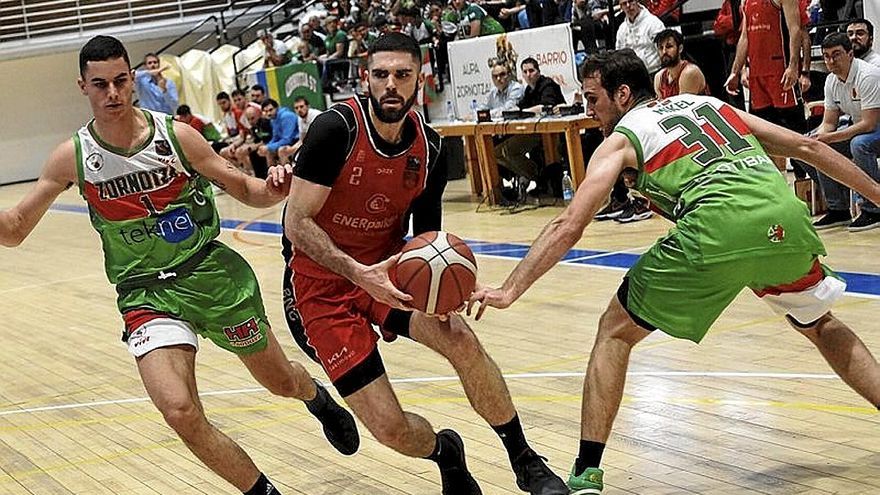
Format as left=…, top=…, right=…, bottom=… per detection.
left=567, top=465, right=603, bottom=494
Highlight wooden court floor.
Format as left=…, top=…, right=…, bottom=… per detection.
left=0, top=178, right=878, bottom=494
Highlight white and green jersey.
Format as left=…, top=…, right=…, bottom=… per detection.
left=615, top=94, right=824, bottom=263
left=74, top=109, right=220, bottom=284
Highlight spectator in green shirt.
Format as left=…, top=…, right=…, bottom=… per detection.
left=448, top=0, right=505, bottom=38
left=319, top=15, right=349, bottom=62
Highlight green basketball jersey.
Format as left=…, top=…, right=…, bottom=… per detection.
left=74, top=109, right=220, bottom=284
left=614, top=94, right=825, bottom=263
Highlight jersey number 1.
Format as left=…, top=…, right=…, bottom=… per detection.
left=658, top=104, right=752, bottom=166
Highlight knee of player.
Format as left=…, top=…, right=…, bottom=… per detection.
left=443, top=317, right=483, bottom=356
left=158, top=399, right=207, bottom=434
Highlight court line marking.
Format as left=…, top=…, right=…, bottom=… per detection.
left=0, top=371, right=840, bottom=418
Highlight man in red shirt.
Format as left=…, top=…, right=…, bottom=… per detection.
left=283, top=33, right=568, bottom=495
left=653, top=29, right=708, bottom=98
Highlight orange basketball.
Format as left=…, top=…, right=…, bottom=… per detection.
left=395, top=231, right=478, bottom=315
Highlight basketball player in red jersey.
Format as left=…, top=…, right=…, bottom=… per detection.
left=725, top=0, right=811, bottom=170
left=282, top=33, right=568, bottom=495
left=653, top=29, right=708, bottom=99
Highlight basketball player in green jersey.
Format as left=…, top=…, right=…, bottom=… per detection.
left=0, top=36, right=358, bottom=495
left=469, top=49, right=880, bottom=493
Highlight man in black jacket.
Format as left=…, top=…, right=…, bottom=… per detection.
left=496, top=57, right=566, bottom=192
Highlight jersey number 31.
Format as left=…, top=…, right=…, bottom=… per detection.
left=659, top=104, right=753, bottom=166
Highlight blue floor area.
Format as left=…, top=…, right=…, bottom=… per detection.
left=50, top=203, right=880, bottom=298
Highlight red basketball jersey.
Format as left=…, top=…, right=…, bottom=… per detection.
left=291, top=98, right=431, bottom=279
left=743, top=0, right=790, bottom=77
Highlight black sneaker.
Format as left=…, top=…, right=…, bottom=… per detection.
left=847, top=211, right=880, bottom=232
left=306, top=379, right=360, bottom=455
left=813, top=210, right=851, bottom=230
left=614, top=197, right=653, bottom=223
left=594, top=198, right=629, bottom=220
left=513, top=449, right=568, bottom=495
left=437, top=429, right=483, bottom=495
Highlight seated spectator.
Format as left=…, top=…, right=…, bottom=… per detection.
left=257, top=99, right=299, bottom=167
left=485, top=62, right=524, bottom=119
left=319, top=16, right=348, bottom=62
left=175, top=105, right=222, bottom=147
left=808, top=33, right=880, bottom=232
left=615, top=0, right=664, bottom=75
left=347, top=22, right=373, bottom=60
left=134, top=53, right=178, bottom=114
left=495, top=58, right=565, bottom=190
left=398, top=7, right=435, bottom=44
left=250, top=84, right=267, bottom=105
left=229, top=106, right=273, bottom=178
left=258, top=29, right=292, bottom=67
left=278, top=97, right=323, bottom=164
left=216, top=91, right=243, bottom=139
left=848, top=19, right=880, bottom=66
left=448, top=0, right=505, bottom=38
left=297, top=23, right=327, bottom=63
left=230, top=89, right=261, bottom=134
left=570, top=0, right=602, bottom=54
left=309, top=15, right=328, bottom=37
left=653, top=29, right=708, bottom=98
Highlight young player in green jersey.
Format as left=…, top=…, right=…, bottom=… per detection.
left=0, top=36, right=358, bottom=495
left=469, top=49, right=880, bottom=493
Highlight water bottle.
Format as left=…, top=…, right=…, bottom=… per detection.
left=446, top=100, right=456, bottom=122
left=561, top=170, right=574, bottom=205
left=470, top=99, right=478, bottom=121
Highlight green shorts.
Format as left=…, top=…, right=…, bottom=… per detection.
left=116, top=241, right=270, bottom=355
left=623, top=231, right=840, bottom=343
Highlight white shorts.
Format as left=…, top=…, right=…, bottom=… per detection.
left=760, top=275, right=847, bottom=326
left=126, top=318, right=200, bottom=358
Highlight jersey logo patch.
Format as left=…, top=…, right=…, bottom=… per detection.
left=404, top=156, right=421, bottom=189
left=223, top=317, right=263, bottom=347
left=366, top=193, right=391, bottom=214
left=86, top=153, right=104, bottom=172
left=768, top=224, right=785, bottom=243
left=154, top=207, right=195, bottom=244
left=155, top=140, right=173, bottom=156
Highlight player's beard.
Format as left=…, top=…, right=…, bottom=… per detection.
left=369, top=88, right=418, bottom=123
left=660, top=54, right=679, bottom=68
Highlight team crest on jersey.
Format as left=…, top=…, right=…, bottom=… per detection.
left=403, top=156, right=421, bottom=189
left=85, top=152, right=104, bottom=172
left=223, top=317, right=263, bottom=347
left=155, top=139, right=173, bottom=156
left=768, top=224, right=785, bottom=243
left=366, top=193, right=390, bottom=214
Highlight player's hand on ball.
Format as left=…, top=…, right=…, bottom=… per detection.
left=266, top=163, right=293, bottom=197
left=467, top=284, right=514, bottom=321
left=358, top=254, right=414, bottom=311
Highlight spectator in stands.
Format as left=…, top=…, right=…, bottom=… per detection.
left=347, top=22, right=373, bottom=60
left=231, top=89, right=261, bottom=134
left=278, top=97, right=323, bottom=165
left=486, top=62, right=525, bottom=118
left=319, top=16, right=348, bottom=62
left=298, top=23, right=327, bottom=62
left=398, top=7, right=435, bottom=44
left=175, top=105, right=222, bottom=147
left=257, top=99, right=299, bottom=167
left=807, top=33, right=880, bottom=232
left=230, top=106, right=273, bottom=178
left=615, top=0, right=665, bottom=75
left=570, top=0, right=602, bottom=54
left=448, top=0, right=505, bottom=38
left=250, top=84, right=267, bottom=105
left=216, top=91, right=243, bottom=139
left=309, top=15, right=328, bottom=36
left=848, top=19, right=880, bottom=66
left=134, top=53, right=178, bottom=114
left=653, top=29, right=708, bottom=98
left=726, top=0, right=809, bottom=172
left=258, top=29, right=292, bottom=68
left=494, top=58, right=565, bottom=190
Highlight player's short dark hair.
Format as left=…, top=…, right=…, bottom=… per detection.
left=581, top=49, right=655, bottom=102
left=79, top=35, right=130, bottom=76
left=847, top=18, right=874, bottom=37
left=261, top=98, right=279, bottom=109
left=175, top=105, right=192, bottom=116
left=368, top=32, right=422, bottom=65
left=293, top=96, right=309, bottom=105
left=231, top=88, right=245, bottom=97
left=216, top=91, right=230, bottom=101
left=251, top=84, right=265, bottom=93
left=654, top=28, right=684, bottom=46
left=521, top=57, right=539, bottom=71
left=822, top=32, right=852, bottom=52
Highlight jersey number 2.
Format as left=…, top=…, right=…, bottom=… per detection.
left=658, top=104, right=752, bottom=166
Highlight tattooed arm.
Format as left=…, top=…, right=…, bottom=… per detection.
left=173, top=120, right=291, bottom=208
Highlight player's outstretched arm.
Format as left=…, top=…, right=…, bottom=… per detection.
left=468, top=133, right=632, bottom=320
left=173, top=120, right=291, bottom=207
left=737, top=108, right=880, bottom=206
left=284, top=176, right=413, bottom=310
left=0, top=140, right=77, bottom=247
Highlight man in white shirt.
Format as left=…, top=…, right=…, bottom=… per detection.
left=485, top=62, right=524, bottom=119
left=259, top=29, right=292, bottom=67
left=614, top=0, right=665, bottom=74
left=278, top=96, right=323, bottom=165
left=810, top=33, right=880, bottom=232
left=847, top=19, right=880, bottom=67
